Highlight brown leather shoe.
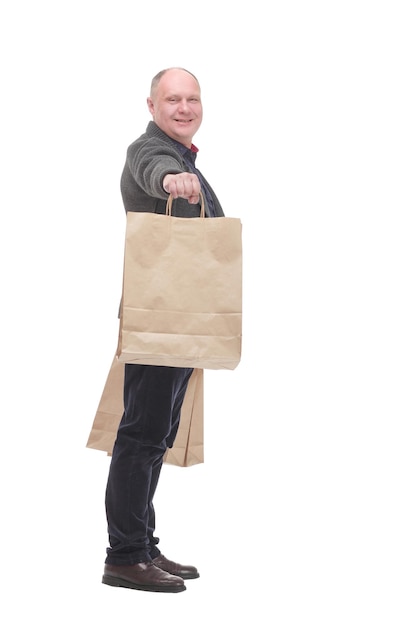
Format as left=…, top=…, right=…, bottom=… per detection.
left=152, top=554, right=200, bottom=580
left=102, top=562, right=186, bottom=593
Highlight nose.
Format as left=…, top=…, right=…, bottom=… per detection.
left=178, top=98, right=191, bottom=112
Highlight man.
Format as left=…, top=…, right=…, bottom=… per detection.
left=102, top=68, right=224, bottom=593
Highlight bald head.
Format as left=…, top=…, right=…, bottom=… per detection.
left=150, top=67, right=200, bottom=99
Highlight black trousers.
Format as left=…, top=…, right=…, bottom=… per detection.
left=104, top=363, right=193, bottom=565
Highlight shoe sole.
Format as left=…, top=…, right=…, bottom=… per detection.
left=179, top=573, right=200, bottom=580
left=102, top=574, right=186, bottom=593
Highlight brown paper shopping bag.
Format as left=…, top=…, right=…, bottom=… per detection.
left=85, top=354, right=124, bottom=455
left=117, top=194, right=242, bottom=370
left=86, top=355, right=204, bottom=467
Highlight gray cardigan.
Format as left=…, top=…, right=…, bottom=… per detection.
left=120, top=121, right=224, bottom=218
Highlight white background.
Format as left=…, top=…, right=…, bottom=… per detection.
left=1, top=1, right=416, bottom=624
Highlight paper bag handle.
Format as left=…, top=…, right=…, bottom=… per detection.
left=166, top=192, right=205, bottom=218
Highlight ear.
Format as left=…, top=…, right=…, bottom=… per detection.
left=147, top=97, right=154, bottom=115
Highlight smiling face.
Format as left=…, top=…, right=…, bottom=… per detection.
left=147, top=69, right=203, bottom=147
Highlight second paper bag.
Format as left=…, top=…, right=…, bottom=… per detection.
left=117, top=200, right=242, bottom=370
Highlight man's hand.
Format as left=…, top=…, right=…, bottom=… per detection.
left=163, top=173, right=201, bottom=204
